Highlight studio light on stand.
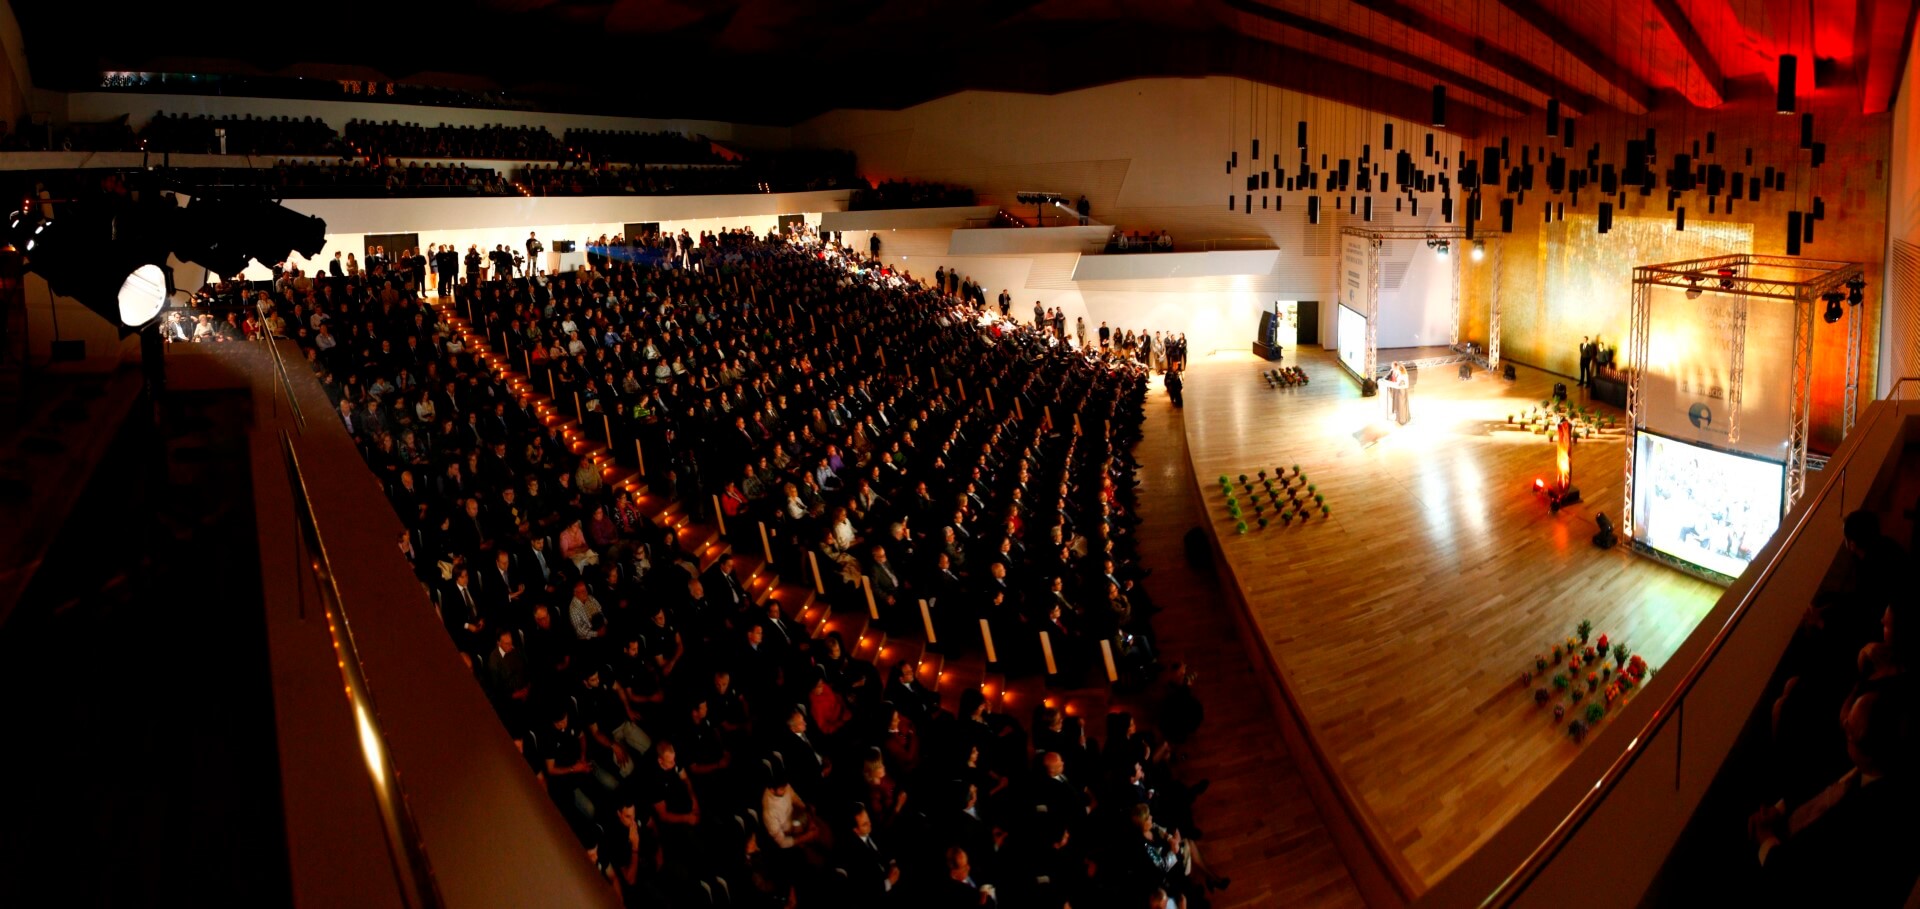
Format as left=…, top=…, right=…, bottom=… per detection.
left=1470, top=241, right=1485, bottom=262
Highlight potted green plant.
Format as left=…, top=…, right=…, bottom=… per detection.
left=1257, top=517, right=1268, bottom=528
left=1321, top=505, right=1331, bottom=517
left=1535, top=655, right=1548, bottom=672
left=1551, top=672, right=1569, bottom=691
left=1235, top=520, right=1248, bottom=534
left=1584, top=702, right=1605, bottom=726
left=1576, top=620, right=1593, bottom=644
left=1535, top=688, right=1551, bottom=706
left=1567, top=719, right=1587, bottom=743
left=1613, top=643, right=1629, bottom=666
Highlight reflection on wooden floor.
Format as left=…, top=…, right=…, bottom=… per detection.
left=1182, top=346, right=1721, bottom=891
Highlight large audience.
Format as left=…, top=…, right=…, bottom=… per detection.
left=194, top=227, right=1225, bottom=907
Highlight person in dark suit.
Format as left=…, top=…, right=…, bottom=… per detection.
left=835, top=806, right=898, bottom=904
left=1578, top=335, right=1597, bottom=387
left=1164, top=367, right=1184, bottom=408
left=869, top=232, right=881, bottom=258
left=526, top=232, right=544, bottom=275
left=328, top=251, right=345, bottom=278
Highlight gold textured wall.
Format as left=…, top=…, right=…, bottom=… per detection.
left=1463, top=88, right=1890, bottom=452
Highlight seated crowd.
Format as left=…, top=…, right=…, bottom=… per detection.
left=141, top=111, right=343, bottom=156
left=344, top=119, right=569, bottom=159
left=1741, top=508, right=1916, bottom=904
left=564, top=129, right=731, bottom=165
left=848, top=181, right=976, bottom=211
left=1106, top=231, right=1173, bottom=253
left=242, top=226, right=1223, bottom=907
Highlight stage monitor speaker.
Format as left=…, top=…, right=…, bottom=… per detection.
left=1553, top=381, right=1568, bottom=400
left=1502, top=363, right=1517, bottom=381
left=1361, top=378, right=1378, bottom=397
left=1459, top=363, right=1472, bottom=380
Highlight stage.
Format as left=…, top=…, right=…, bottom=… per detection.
left=1179, top=346, right=1720, bottom=893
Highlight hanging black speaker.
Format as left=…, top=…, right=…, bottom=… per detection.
left=1425, top=132, right=1435, bottom=156
left=1804, top=212, right=1815, bottom=243
left=1546, top=98, right=1560, bottom=137
left=1811, top=142, right=1826, bottom=167
left=1441, top=196, right=1453, bottom=222
left=1563, top=116, right=1575, bottom=148
left=1598, top=202, right=1613, bottom=233
left=1708, top=196, right=1716, bottom=214
left=1363, top=196, right=1373, bottom=221
left=1747, top=147, right=1756, bottom=166
left=1500, top=198, right=1514, bottom=232
left=1777, top=54, right=1797, bottom=113
left=1228, top=194, right=1235, bottom=211
left=1246, top=194, right=1253, bottom=214
left=1814, top=196, right=1826, bottom=219
left=1764, top=165, right=1775, bottom=189
left=1801, top=113, right=1814, bottom=149
left=1384, top=122, right=1394, bottom=149
left=1274, top=153, right=1281, bottom=172
left=1412, top=196, right=1420, bottom=217
left=1726, top=195, right=1735, bottom=215
left=1262, top=195, right=1268, bottom=210
left=1432, top=85, right=1447, bottom=127
left=1676, top=207, right=1686, bottom=231
left=1226, top=159, right=1233, bottom=175
left=1308, top=195, right=1320, bottom=224
left=1262, top=171, right=1270, bottom=189
left=1557, top=202, right=1565, bottom=221
left=1232, top=151, right=1238, bottom=169
left=1298, top=121, right=1308, bottom=149
left=1706, top=132, right=1716, bottom=155
left=1750, top=175, right=1761, bottom=201
left=1252, top=138, right=1260, bottom=160
left=1786, top=211, right=1803, bottom=254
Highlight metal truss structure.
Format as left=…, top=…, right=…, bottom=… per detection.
left=1624, top=254, right=1863, bottom=541
left=1336, top=226, right=1495, bottom=381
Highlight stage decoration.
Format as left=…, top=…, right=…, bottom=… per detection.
left=1216, top=465, right=1333, bottom=527
left=1263, top=367, right=1309, bottom=387
left=1522, top=622, right=1654, bottom=744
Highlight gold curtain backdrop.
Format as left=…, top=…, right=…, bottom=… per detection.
left=1503, top=215, right=1754, bottom=377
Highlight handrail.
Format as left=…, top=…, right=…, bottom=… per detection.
left=255, top=301, right=306, bottom=430
left=1476, top=376, right=1920, bottom=906
left=281, top=432, right=443, bottom=909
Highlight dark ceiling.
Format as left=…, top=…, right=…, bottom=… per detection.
left=14, top=0, right=1914, bottom=127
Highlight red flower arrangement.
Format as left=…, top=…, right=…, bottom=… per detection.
left=1596, top=634, right=1610, bottom=652
left=1627, top=655, right=1649, bottom=682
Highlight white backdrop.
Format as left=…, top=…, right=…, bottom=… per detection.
left=1639, top=284, right=1795, bottom=461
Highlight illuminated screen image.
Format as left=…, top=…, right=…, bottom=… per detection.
left=1631, top=430, right=1785, bottom=579
left=1337, top=304, right=1366, bottom=376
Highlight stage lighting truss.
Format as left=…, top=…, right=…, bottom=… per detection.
left=1341, top=226, right=1495, bottom=376
left=1627, top=254, right=1866, bottom=525
left=1425, top=235, right=1450, bottom=257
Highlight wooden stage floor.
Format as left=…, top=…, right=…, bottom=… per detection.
left=1179, top=346, right=1721, bottom=892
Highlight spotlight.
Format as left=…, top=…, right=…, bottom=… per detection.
left=1715, top=266, right=1736, bottom=290
left=1593, top=513, right=1618, bottom=549
left=1822, top=291, right=1845, bottom=324
left=1685, top=275, right=1703, bottom=299
left=1425, top=235, right=1449, bottom=257
left=1470, top=241, right=1485, bottom=262
left=9, top=196, right=177, bottom=334
left=1845, top=276, right=1866, bottom=307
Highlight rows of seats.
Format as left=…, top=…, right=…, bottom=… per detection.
left=253, top=228, right=1224, bottom=906
left=563, top=129, right=731, bottom=165
left=141, top=112, right=343, bottom=156
left=343, top=119, right=569, bottom=160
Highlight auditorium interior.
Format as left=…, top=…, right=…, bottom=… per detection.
left=3, top=0, right=1920, bottom=906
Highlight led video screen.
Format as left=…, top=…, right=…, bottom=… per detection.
left=1631, top=430, right=1785, bottom=579
left=1337, top=303, right=1366, bottom=377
